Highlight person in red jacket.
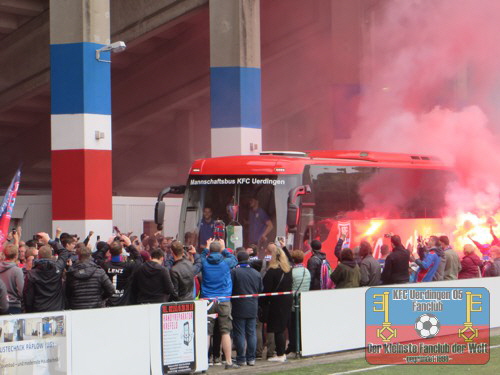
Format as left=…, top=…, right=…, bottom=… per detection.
left=458, top=244, right=483, bottom=279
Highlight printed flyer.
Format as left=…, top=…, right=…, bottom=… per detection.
left=161, top=303, right=196, bottom=374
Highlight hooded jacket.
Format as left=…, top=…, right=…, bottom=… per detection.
left=307, top=251, right=327, bottom=290
left=330, top=260, right=360, bottom=288
left=0, top=278, right=8, bottom=313
left=0, top=261, right=24, bottom=309
left=24, top=245, right=69, bottom=312
left=132, top=261, right=175, bottom=304
left=416, top=247, right=441, bottom=282
left=66, top=261, right=114, bottom=309
left=196, top=248, right=237, bottom=300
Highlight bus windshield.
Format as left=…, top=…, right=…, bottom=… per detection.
left=180, top=175, right=300, bottom=251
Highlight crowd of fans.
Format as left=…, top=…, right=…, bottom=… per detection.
left=0, top=224, right=499, bottom=369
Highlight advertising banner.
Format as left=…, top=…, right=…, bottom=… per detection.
left=161, top=303, right=196, bottom=374
left=0, top=314, right=67, bottom=374
left=365, top=287, right=490, bottom=365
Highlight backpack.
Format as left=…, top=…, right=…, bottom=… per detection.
left=320, top=258, right=334, bottom=290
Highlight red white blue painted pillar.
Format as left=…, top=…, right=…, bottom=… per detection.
left=50, top=0, right=112, bottom=238
left=210, top=0, right=262, bottom=157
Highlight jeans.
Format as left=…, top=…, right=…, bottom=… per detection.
left=233, top=317, right=257, bottom=364
left=7, top=306, right=21, bottom=314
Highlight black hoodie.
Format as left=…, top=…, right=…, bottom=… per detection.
left=24, top=246, right=69, bottom=313
left=66, top=261, right=115, bottom=309
left=307, top=251, right=327, bottom=290
left=132, top=261, right=175, bottom=304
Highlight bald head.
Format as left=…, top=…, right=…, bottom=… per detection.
left=463, top=244, right=475, bottom=255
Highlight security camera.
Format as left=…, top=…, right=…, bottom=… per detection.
left=95, top=41, right=127, bottom=62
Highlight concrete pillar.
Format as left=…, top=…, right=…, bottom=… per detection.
left=50, top=0, right=112, bottom=238
left=209, top=0, right=262, bottom=157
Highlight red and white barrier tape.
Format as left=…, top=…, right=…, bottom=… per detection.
left=202, top=290, right=295, bottom=301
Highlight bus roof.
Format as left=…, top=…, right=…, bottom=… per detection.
left=189, top=150, right=450, bottom=175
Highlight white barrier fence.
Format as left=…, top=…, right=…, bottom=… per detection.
left=0, top=301, right=208, bottom=375
left=2, top=278, right=500, bottom=372
left=300, top=278, right=500, bottom=357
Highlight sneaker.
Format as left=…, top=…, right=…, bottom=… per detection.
left=225, top=363, right=240, bottom=370
left=268, top=355, right=286, bottom=363
left=214, top=358, right=222, bottom=366
left=247, top=360, right=256, bottom=366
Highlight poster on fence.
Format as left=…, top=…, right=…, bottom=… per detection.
left=0, top=314, right=67, bottom=374
left=161, top=303, right=196, bottom=374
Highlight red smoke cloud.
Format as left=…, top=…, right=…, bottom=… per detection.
left=349, top=0, right=500, bottom=217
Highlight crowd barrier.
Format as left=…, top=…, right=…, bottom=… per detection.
left=300, top=277, right=500, bottom=357
left=2, top=278, right=499, bottom=373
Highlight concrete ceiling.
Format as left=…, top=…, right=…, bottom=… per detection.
left=0, top=0, right=48, bottom=39
left=0, top=0, right=368, bottom=197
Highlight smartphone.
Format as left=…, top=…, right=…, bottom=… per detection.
left=97, top=235, right=101, bottom=241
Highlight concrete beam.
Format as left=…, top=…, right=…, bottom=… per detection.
left=0, top=10, right=49, bottom=109
left=0, top=12, right=18, bottom=33
left=111, top=0, right=207, bottom=47
left=0, top=0, right=45, bottom=17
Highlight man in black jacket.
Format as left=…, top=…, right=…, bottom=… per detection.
left=23, top=232, right=69, bottom=312
left=100, top=235, right=142, bottom=306
left=131, top=249, right=175, bottom=304
left=170, top=241, right=200, bottom=301
left=66, top=246, right=115, bottom=309
left=307, top=240, right=326, bottom=290
left=231, top=251, right=263, bottom=366
left=381, top=235, right=410, bottom=285
left=0, top=278, right=8, bottom=314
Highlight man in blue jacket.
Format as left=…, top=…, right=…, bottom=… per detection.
left=195, top=239, right=238, bottom=369
left=415, top=236, right=441, bottom=282
left=231, top=251, right=263, bottom=366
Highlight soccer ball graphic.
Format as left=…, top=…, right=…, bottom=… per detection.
left=415, top=314, right=440, bottom=339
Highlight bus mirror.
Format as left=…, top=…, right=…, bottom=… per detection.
left=287, top=204, right=299, bottom=233
left=155, top=201, right=166, bottom=227
left=155, top=185, right=186, bottom=229
left=287, top=185, right=311, bottom=233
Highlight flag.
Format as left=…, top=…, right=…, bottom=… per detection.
left=0, top=167, right=21, bottom=247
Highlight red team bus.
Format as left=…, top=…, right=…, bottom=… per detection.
left=155, top=150, right=456, bottom=268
